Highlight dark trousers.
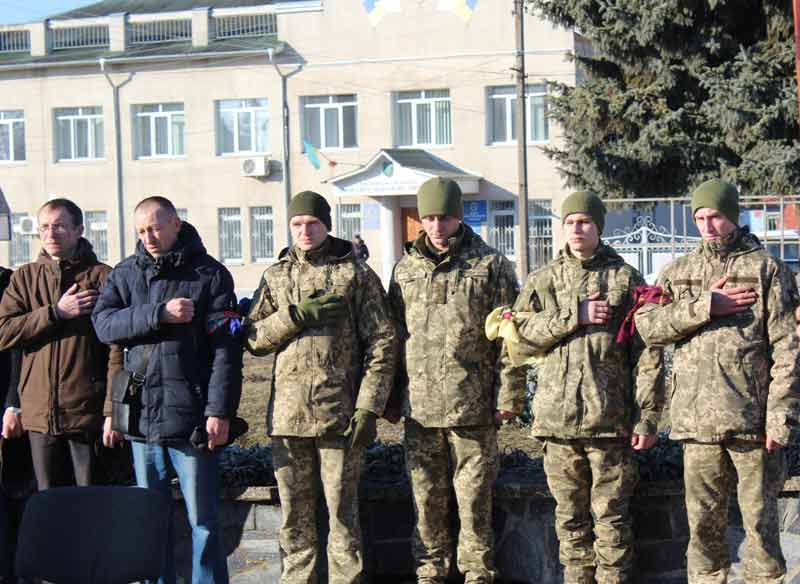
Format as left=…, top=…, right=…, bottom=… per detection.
left=27, top=431, right=96, bottom=490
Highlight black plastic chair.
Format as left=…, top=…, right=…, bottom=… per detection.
left=15, top=485, right=170, bottom=584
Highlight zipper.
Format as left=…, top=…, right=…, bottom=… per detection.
left=50, top=266, right=62, bottom=434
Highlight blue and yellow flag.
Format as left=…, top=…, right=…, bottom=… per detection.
left=303, top=140, right=322, bottom=170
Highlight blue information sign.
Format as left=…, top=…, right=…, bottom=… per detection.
left=463, top=200, right=487, bottom=229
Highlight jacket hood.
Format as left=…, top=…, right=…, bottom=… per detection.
left=404, top=223, right=480, bottom=259
left=555, top=242, right=625, bottom=270
left=278, top=236, right=354, bottom=265
left=36, top=237, right=99, bottom=267
left=698, top=225, right=761, bottom=259
left=135, top=221, right=207, bottom=273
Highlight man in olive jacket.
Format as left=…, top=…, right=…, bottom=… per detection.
left=635, top=180, right=799, bottom=584
left=244, top=191, right=396, bottom=584
left=507, top=191, right=663, bottom=584
left=0, top=199, right=119, bottom=490
left=388, top=178, right=522, bottom=584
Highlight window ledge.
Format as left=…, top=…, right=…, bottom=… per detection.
left=393, top=144, right=454, bottom=150
left=0, top=160, right=27, bottom=166
left=487, top=141, right=551, bottom=148
left=134, top=155, right=188, bottom=162
left=253, top=258, right=276, bottom=264
left=55, top=158, right=107, bottom=164
left=218, top=152, right=272, bottom=158
left=222, top=259, right=245, bottom=266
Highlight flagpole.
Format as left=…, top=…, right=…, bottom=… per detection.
left=794, top=0, right=800, bottom=125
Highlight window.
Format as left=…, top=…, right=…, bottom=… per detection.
left=54, top=107, right=103, bottom=161
left=301, top=95, right=357, bottom=150
left=489, top=201, right=516, bottom=259
left=528, top=200, right=553, bottom=269
left=394, top=89, right=452, bottom=147
left=85, top=211, right=109, bottom=262
left=216, top=99, right=269, bottom=155
left=250, top=206, right=274, bottom=262
left=337, top=204, right=362, bottom=242
left=0, top=110, right=25, bottom=162
left=133, top=103, right=185, bottom=158
left=177, top=208, right=188, bottom=221
left=488, top=84, right=549, bottom=144
left=11, top=213, right=33, bottom=267
left=218, top=208, right=243, bottom=264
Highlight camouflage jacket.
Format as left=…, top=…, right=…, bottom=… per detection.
left=510, top=244, right=664, bottom=439
left=388, top=225, right=522, bottom=428
left=635, top=230, right=800, bottom=444
left=244, top=236, right=397, bottom=437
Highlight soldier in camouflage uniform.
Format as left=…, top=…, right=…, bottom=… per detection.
left=635, top=179, right=800, bottom=584
left=387, top=177, right=522, bottom=584
left=505, top=191, right=664, bottom=584
left=244, top=191, right=397, bottom=584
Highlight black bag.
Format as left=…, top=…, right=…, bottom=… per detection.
left=111, top=346, right=155, bottom=437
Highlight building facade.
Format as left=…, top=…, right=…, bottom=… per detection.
left=0, top=0, right=580, bottom=291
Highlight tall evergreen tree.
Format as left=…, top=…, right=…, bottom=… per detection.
left=527, top=0, right=800, bottom=198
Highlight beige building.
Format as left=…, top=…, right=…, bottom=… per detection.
left=0, top=0, right=581, bottom=292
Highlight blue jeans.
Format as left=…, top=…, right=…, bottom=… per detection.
left=131, top=441, right=229, bottom=584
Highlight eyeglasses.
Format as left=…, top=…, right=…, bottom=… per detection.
left=38, top=223, right=73, bottom=234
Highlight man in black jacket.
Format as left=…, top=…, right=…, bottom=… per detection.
left=92, top=196, right=242, bottom=584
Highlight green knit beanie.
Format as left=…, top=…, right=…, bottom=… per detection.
left=288, top=190, right=331, bottom=230
left=561, top=191, right=606, bottom=234
left=691, top=179, right=740, bottom=225
left=417, top=177, right=463, bottom=219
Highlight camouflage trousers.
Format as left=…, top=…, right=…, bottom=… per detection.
left=272, top=435, right=365, bottom=584
left=683, top=440, right=786, bottom=584
left=404, top=420, right=498, bottom=584
left=542, top=438, right=638, bottom=584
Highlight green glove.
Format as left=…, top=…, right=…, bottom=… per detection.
left=343, top=408, right=377, bottom=449
left=292, top=293, right=347, bottom=328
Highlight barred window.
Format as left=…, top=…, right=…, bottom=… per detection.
left=85, top=211, right=109, bottom=262
left=10, top=213, right=33, bottom=267
left=218, top=207, right=243, bottom=264
left=337, top=204, right=361, bottom=242
left=250, top=206, right=274, bottom=263
left=528, top=200, right=553, bottom=269
left=490, top=201, right=516, bottom=259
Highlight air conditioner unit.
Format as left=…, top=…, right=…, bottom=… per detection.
left=16, top=216, right=38, bottom=235
left=242, top=156, right=270, bottom=177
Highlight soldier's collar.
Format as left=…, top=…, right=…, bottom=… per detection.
left=294, top=237, right=332, bottom=264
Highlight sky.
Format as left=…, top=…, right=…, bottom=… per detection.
left=0, top=0, right=92, bottom=24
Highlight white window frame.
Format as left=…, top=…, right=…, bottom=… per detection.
left=10, top=213, right=33, bottom=267
left=0, top=110, right=25, bottom=163
left=394, top=89, right=452, bottom=147
left=250, top=206, right=275, bottom=263
left=216, top=99, right=269, bottom=156
left=133, top=103, right=185, bottom=159
left=85, top=210, right=109, bottom=262
left=218, top=207, right=243, bottom=265
left=54, top=106, right=104, bottom=161
left=336, top=203, right=362, bottom=242
left=301, top=94, right=358, bottom=151
left=488, top=84, right=549, bottom=145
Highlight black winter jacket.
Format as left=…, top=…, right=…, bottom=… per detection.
left=92, top=223, right=242, bottom=443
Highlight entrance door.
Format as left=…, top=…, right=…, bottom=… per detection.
left=401, top=207, right=422, bottom=244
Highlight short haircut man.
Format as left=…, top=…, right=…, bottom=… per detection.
left=92, top=196, right=242, bottom=583
left=388, top=177, right=522, bottom=584
left=0, top=197, right=119, bottom=490
left=244, top=190, right=397, bottom=583
left=635, top=179, right=799, bottom=583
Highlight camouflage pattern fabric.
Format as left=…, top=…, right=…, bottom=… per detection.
left=509, top=243, right=664, bottom=439
left=543, top=438, right=638, bottom=584
left=244, top=236, right=397, bottom=436
left=683, top=440, right=786, bottom=584
left=404, top=419, right=498, bottom=583
left=388, top=224, right=523, bottom=427
left=634, top=229, right=800, bottom=444
left=272, top=436, right=365, bottom=584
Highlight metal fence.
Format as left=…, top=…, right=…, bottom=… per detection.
left=0, top=30, right=30, bottom=53
left=129, top=19, right=192, bottom=45
left=51, top=25, right=109, bottom=50
left=214, top=14, right=277, bottom=39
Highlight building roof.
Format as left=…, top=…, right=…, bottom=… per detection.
left=51, top=1, right=278, bottom=20
left=380, top=149, right=475, bottom=179
left=0, top=36, right=283, bottom=70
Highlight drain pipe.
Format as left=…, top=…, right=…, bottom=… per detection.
left=99, top=58, right=134, bottom=262
left=267, top=48, right=302, bottom=247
